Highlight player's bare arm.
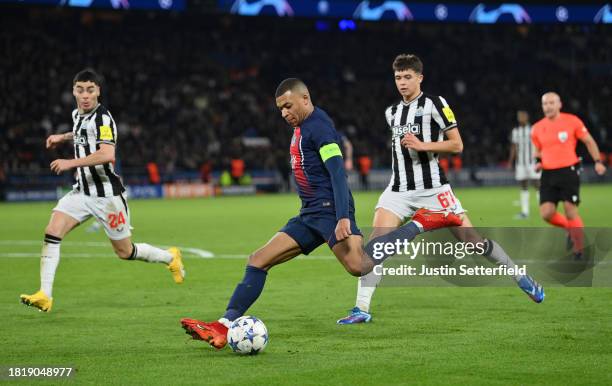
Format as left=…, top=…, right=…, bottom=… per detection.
left=46, top=132, right=72, bottom=149
left=50, top=143, right=115, bottom=174
left=579, top=131, right=606, bottom=175
left=401, top=127, right=463, bottom=153
left=335, top=218, right=352, bottom=242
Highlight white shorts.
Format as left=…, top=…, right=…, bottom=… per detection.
left=515, top=165, right=541, bottom=181
left=53, top=190, right=132, bottom=240
left=375, top=184, right=465, bottom=221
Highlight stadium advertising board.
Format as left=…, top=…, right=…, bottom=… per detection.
left=219, top=1, right=612, bottom=24
left=0, top=0, right=184, bottom=10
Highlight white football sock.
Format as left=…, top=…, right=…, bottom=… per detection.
left=520, top=190, right=530, bottom=216
left=483, top=239, right=523, bottom=281
left=40, top=236, right=61, bottom=298
left=218, top=318, right=232, bottom=328
left=355, top=270, right=382, bottom=312
left=132, top=243, right=172, bottom=264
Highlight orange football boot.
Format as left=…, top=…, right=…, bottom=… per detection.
left=412, top=208, right=462, bottom=231
left=180, top=318, right=228, bottom=349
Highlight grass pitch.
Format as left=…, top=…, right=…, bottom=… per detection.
left=1, top=185, right=612, bottom=385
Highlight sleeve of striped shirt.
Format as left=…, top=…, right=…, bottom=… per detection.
left=511, top=128, right=518, bottom=144
left=431, top=96, right=458, bottom=132
left=95, top=113, right=117, bottom=145
left=384, top=105, right=394, bottom=128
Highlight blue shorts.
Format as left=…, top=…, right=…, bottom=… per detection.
left=280, top=212, right=362, bottom=255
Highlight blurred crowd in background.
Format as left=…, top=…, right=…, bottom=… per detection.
left=1, top=9, right=611, bottom=184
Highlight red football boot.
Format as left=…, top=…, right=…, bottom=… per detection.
left=180, top=318, right=228, bottom=349
left=412, top=208, right=462, bottom=231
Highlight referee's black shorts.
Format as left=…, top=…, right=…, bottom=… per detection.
left=540, top=164, right=581, bottom=205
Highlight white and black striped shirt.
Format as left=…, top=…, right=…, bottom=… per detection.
left=511, top=124, right=536, bottom=168
left=71, top=104, right=125, bottom=197
left=385, top=92, right=457, bottom=191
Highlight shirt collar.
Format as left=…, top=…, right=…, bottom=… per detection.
left=400, top=92, right=423, bottom=106
left=78, top=103, right=101, bottom=117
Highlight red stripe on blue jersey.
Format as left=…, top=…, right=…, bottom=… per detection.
left=290, top=127, right=314, bottom=197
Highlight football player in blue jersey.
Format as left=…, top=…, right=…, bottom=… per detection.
left=180, top=78, right=461, bottom=349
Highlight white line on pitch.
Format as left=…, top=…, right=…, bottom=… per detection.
left=0, top=240, right=214, bottom=258
left=3, top=252, right=608, bottom=265
left=0, top=252, right=335, bottom=260
left=1, top=240, right=609, bottom=263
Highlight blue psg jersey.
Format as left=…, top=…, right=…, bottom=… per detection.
left=289, top=107, right=355, bottom=215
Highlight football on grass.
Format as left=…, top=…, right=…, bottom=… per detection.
left=227, top=316, right=268, bottom=355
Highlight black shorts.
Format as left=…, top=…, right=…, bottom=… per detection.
left=540, top=164, right=581, bottom=205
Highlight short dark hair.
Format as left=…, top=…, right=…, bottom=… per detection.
left=275, top=78, right=308, bottom=98
left=73, top=69, right=102, bottom=86
left=392, top=54, right=423, bottom=74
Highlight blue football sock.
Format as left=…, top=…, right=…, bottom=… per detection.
left=364, top=222, right=421, bottom=264
left=223, top=265, right=268, bottom=321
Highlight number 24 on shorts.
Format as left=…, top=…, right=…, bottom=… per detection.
left=107, top=212, right=126, bottom=229
left=437, top=191, right=456, bottom=209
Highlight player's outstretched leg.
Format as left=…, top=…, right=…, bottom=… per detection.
left=336, top=269, right=378, bottom=324
left=361, top=208, right=463, bottom=269
left=337, top=209, right=461, bottom=323
left=20, top=211, right=80, bottom=312
left=112, top=238, right=185, bottom=284
left=181, top=232, right=302, bottom=349
left=337, top=209, right=398, bottom=324
left=336, top=265, right=382, bottom=324
left=333, top=208, right=462, bottom=277
left=20, top=234, right=60, bottom=312
left=451, top=217, right=545, bottom=303
left=483, top=238, right=545, bottom=303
